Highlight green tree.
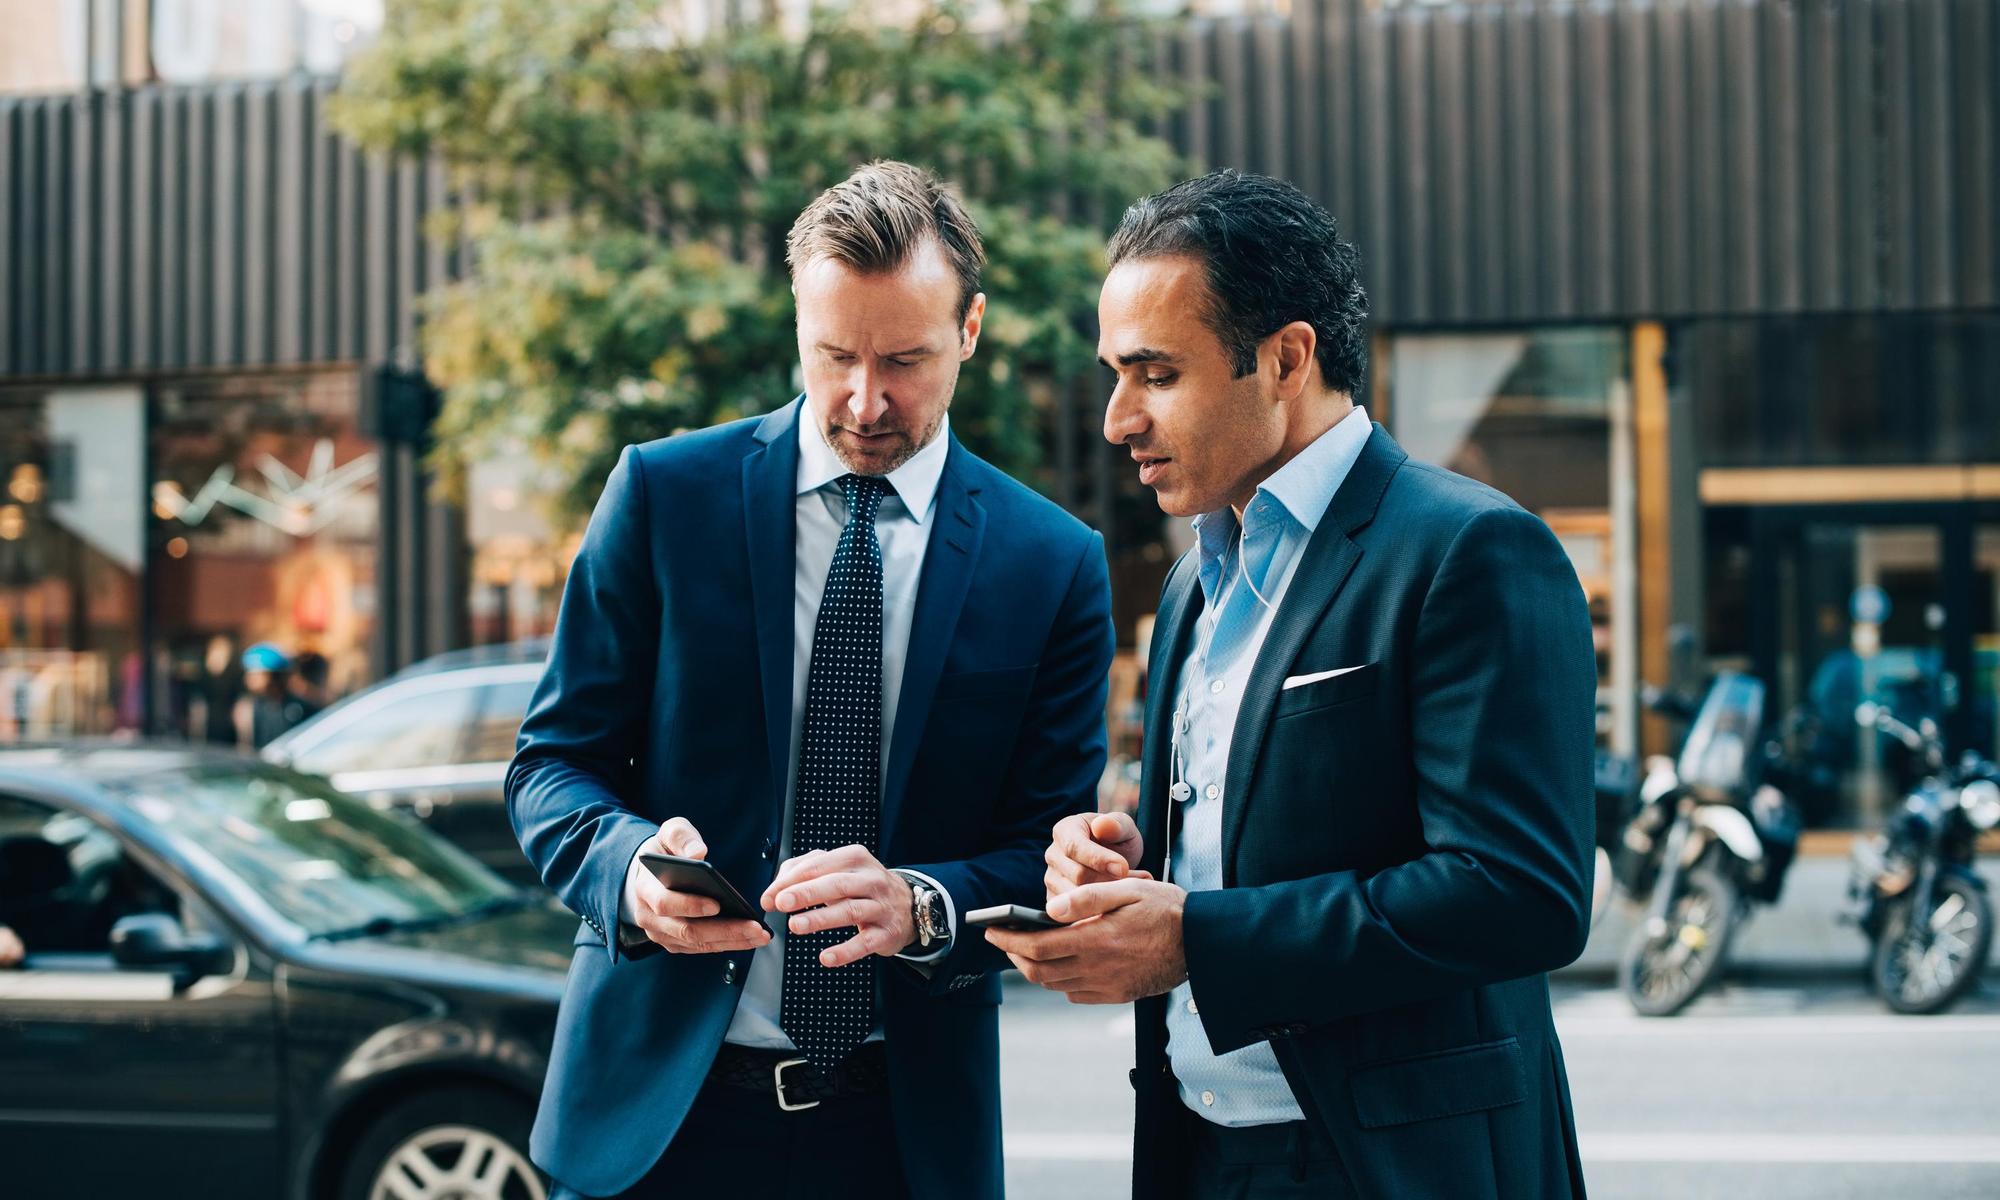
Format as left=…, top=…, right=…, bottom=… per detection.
left=332, top=0, right=1190, bottom=521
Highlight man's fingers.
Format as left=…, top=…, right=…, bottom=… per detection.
left=788, top=898, right=875, bottom=935
left=1054, top=821, right=1131, bottom=878
left=818, top=927, right=897, bottom=968
left=649, top=886, right=721, bottom=919
left=645, top=915, right=770, bottom=952
left=760, top=849, right=834, bottom=908
left=773, top=871, right=874, bottom=913
left=1046, top=879, right=1147, bottom=923
left=658, top=816, right=707, bottom=860
left=983, top=926, right=1080, bottom=961
left=1090, top=812, right=1143, bottom=856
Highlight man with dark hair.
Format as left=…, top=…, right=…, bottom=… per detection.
left=990, top=170, right=1595, bottom=1198
left=511, top=159, right=1113, bottom=1198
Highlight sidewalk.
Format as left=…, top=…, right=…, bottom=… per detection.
left=1558, top=854, right=2000, bottom=979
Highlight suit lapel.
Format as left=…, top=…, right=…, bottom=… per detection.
left=882, top=435, right=985, bottom=841
left=743, top=401, right=803, bottom=823
left=1136, top=550, right=1204, bottom=879
left=1217, top=424, right=1408, bottom=880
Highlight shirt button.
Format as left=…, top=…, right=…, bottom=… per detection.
left=1205, top=784, right=1220, bottom=801
left=1185, top=998, right=1199, bottom=1014
left=1209, top=679, right=1226, bottom=695
left=1200, top=1090, right=1216, bottom=1107
left=1176, top=714, right=1190, bottom=734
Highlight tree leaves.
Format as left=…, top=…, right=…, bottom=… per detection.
left=333, top=0, right=1191, bottom=525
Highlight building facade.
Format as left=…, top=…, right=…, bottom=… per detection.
left=4, top=0, right=1996, bottom=825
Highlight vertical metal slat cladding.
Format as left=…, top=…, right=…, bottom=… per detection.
left=2, top=2, right=1998, bottom=375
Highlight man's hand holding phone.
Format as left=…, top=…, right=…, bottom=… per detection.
left=1043, top=811, right=1148, bottom=898
left=623, top=817, right=772, bottom=954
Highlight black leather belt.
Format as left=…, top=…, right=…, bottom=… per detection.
left=708, top=1042, right=889, bottom=1111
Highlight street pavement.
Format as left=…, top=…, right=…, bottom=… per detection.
left=996, top=856, right=2000, bottom=1198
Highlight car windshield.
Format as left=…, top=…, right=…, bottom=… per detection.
left=116, top=764, right=519, bottom=938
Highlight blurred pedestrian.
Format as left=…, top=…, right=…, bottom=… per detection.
left=236, top=642, right=307, bottom=750
left=290, top=651, right=332, bottom=722
left=0, top=923, right=22, bottom=968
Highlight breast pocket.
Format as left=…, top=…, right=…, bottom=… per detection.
left=1274, top=662, right=1380, bottom=718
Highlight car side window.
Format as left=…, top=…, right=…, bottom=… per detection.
left=461, top=679, right=538, bottom=765
left=290, top=684, right=479, bottom=775
left=0, top=794, right=184, bottom=963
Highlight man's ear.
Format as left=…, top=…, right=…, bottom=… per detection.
left=1270, top=321, right=1318, bottom=402
left=959, top=293, right=988, bottom=360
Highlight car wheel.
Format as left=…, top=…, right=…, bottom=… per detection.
left=339, top=1085, right=546, bottom=1200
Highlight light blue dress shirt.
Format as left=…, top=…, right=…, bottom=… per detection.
left=1165, top=405, right=1373, bottom=1126
left=620, top=406, right=957, bottom=1050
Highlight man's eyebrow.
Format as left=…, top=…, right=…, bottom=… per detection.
left=1096, top=348, right=1180, bottom=369
left=815, top=341, right=934, bottom=358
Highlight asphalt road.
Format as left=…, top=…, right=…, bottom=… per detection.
left=997, top=970, right=2000, bottom=1199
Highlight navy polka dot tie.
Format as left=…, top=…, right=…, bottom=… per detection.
left=781, top=473, right=890, bottom=1069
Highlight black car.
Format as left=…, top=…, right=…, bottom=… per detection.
left=0, top=743, right=573, bottom=1200
left=262, top=641, right=548, bottom=885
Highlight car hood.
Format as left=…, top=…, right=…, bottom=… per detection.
left=293, top=900, right=577, bottom=998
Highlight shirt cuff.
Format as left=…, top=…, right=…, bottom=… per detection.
left=617, top=843, right=653, bottom=947
left=891, top=868, right=956, bottom=963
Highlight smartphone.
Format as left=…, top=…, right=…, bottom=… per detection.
left=639, top=853, right=763, bottom=922
left=966, top=903, right=1064, bottom=932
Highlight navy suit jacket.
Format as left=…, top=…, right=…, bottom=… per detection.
left=507, top=399, right=1113, bottom=1198
left=1131, top=424, right=1595, bottom=1199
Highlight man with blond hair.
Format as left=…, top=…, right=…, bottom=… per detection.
left=510, top=160, right=1113, bottom=1198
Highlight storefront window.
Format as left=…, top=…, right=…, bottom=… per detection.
left=0, top=386, right=147, bottom=737
left=465, top=451, right=571, bottom=648
left=150, top=371, right=378, bottom=746
left=1389, top=329, right=1635, bottom=750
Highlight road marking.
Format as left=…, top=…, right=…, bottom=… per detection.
left=1006, top=1133, right=1128, bottom=1161
left=1005, top=1132, right=2000, bottom=1166
left=1580, top=1134, right=2000, bottom=1164
left=1558, top=1015, right=2000, bottom=1037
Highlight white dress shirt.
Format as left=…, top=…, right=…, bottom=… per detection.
left=619, top=405, right=957, bottom=1049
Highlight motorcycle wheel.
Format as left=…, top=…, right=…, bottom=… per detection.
left=1621, top=859, right=1741, bottom=1017
left=1874, top=873, right=1993, bottom=1016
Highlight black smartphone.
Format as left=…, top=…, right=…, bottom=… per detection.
left=966, top=903, right=1064, bottom=932
left=639, top=853, right=764, bottom=922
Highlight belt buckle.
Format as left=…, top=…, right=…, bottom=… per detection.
left=773, top=1056, right=821, bottom=1112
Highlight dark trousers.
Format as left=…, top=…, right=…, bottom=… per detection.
left=1189, top=1116, right=1357, bottom=1200
left=550, top=1074, right=910, bottom=1200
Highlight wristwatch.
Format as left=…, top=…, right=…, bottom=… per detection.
left=905, top=876, right=951, bottom=953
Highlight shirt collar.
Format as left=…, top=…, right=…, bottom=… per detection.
left=1190, top=404, right=1373, bottom=565
left=795, top=401, right=951, bottom=525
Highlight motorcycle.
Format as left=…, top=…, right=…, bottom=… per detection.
left=1592, top=684, right=1702, bottom=928
left=1845, top=702, right=1999, bottom=1015
left=1615, top=672, right=1804, bottom=1017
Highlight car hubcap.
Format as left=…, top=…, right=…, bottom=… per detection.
left=370, top=1124, right=545, bottom=1200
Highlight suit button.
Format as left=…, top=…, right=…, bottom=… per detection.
left=761, top=838, right=776, bottom=860
left=722, top=959, right=739, bottom=985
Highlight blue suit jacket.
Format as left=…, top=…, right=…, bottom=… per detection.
left=1130, top=425, right=1595, bottom=1199
left=507, top=399, right=1113, bottom=1198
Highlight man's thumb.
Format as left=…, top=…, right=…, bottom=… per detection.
left=1090, top=812, right=1139, bottom=846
